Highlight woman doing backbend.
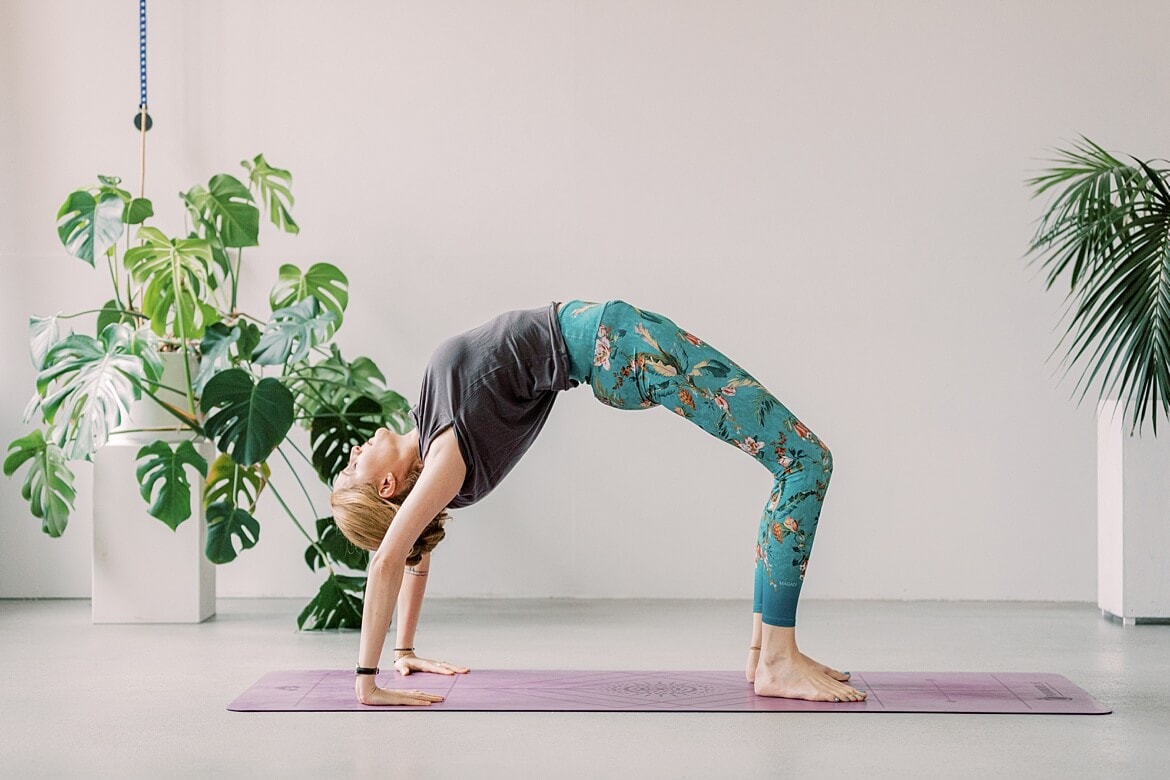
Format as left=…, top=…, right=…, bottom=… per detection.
left=330, top=299, right=866, bottom=706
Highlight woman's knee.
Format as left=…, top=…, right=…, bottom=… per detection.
left=771, top=438, right=832, bottom=491
left=602, top=299, right=676, bottom=329
left=600, top=299, right=645, bottom=327
left=818, top=440, right=833, bottom=478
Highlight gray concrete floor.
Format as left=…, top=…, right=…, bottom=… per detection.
left=0, top=598, right=1164, bottom=779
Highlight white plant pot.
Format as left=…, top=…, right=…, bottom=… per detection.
left=1096, top=398, right=1170, bottom=625
left=91, top=351, right=215, bottom=623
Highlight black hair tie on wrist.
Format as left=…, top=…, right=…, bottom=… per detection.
left=355, top=666, right=379, bottom=675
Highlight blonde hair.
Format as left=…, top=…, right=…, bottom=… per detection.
left=330, top=461, right=449, bottom=566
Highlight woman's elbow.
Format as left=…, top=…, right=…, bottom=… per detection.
left=369, top=551, right=406, bottom=575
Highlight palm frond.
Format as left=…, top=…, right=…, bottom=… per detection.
left=1026, top=137, right=1170, bottom=435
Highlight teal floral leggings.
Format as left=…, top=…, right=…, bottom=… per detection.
left=558, top=300, right=834, bottom=628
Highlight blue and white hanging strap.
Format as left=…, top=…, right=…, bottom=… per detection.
left=135, top=0, right=151, bottom=198
left=139, top=0, right=147, bottom=111
left=134, top=0, right=152, bottom=132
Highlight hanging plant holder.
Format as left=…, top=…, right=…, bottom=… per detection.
left=132, top=0, right=152, bottom=132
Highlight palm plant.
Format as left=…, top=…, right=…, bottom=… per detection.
left=1026, top=138, right=1170, bottom=436
left=3, top=155, right=407, bottom=628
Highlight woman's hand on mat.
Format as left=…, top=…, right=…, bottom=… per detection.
left=355, top=677, right=446, bottom=707
left=394, top=654, right=471, bottom=676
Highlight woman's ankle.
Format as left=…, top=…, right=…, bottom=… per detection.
left=760, top=623, right=800, bottom=661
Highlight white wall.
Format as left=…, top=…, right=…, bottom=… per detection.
left=4, top=0, right=1167, bottom=602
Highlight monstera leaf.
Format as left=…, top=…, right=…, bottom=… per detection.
left=95, top=175, right=153, bottom=225
left=205, top=501, right=260, bottom=563
left=251, top=297, right=337, bottom=366
left=56, top=190, right=125, bottom=265
left=304, top=516, right=370, bottom=572
left=200, top=369, right=294, bottom=466
left=95, top=300, right=139, bottom=337
left=297, top=572, right=366, bottom=630
left=199, top=232, right=232, bottom=290
left=310, top=394, right=384, bottom=484
left=123, top=226, right=218, bottom=339
left=125, top=197, right=154, bottom=225
left=35, top=324, right=156, bottom=460
left=195, top=321, right=261, bottom=393
left=286, top=345, right=411, bottom=428
left=3, top=430, right=76, bottom=537
left=134, top=440, right=209, bottom=531
left=242, top=154, right=298, bottom=234
left=29, top=316, right=60, bottom=370
left=183, top=174, right=259, bottom=248
left=197, top=324, right=239, bottom=391
left=203, top=453, right=270, bottom=511
left=285, top=350, right=353, bottom=420
left=268, top=263, right=348, bottom=329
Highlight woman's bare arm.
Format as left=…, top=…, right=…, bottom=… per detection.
left=396, top=553, right=431, bottom=652
left=392, top=552, right=472, bottom=676
left=355, top=428, right=466, bottom=705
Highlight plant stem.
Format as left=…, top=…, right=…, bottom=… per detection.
left=57, top=308, right=141, bottom=321
left=282, top=436, right=316, bottom=469
left=108, top=426, right=192, bottom=435
left=275, top=444, right=318, bottom=519
left=105, top=251, right=123, bottom=309
left=266, top=480, right=329, bottom=568
left=134, top=384, right=205, bottom=435
left=233, top=310, right=267, bottom=325
left=290, top=381, right=331, bottom=410
left=231, top=248, right=242, bottom=312
left=167, top=250, right=198, bottom=417
left=140, top=378, right=194, bottom=397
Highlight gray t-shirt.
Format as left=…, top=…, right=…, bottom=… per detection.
left=409, top=302, right=575, bottom=508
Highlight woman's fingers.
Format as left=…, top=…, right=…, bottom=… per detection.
left=402, top=689, right=445, bottom=705
left=363, top=686, right=446, bottom=706
left=398, top=657, right=473, bottom=676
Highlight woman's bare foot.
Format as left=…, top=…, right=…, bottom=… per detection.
left=746, top=646, right=761, bottom=682
left=749, top=621, right=866, bottom=702
left=754, top=653, right=867, bottom=702
left=801, top=651, right=851, bottom=682
left=747, top=647, right=851, bottom=683
left=746, top=615, right=851, bottom=683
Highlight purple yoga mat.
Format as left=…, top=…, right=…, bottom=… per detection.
left=227, top=670, right=1111, bottom=714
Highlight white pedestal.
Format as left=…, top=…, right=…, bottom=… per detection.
left=92, top=352, right=215, bottom=623
left=1097, top=399, right=1170, bottom=625
left=92, top=438, right=216, bottom=623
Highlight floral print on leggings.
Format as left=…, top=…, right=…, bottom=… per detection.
left=582, top=300, right=833, bottom=628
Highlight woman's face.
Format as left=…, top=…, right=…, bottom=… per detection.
left=336, top=427, right=396, bottom=492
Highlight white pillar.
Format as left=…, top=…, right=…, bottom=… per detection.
left=1097, top=399, right=1170, bottom=624
left=91, top=353, right=215, bottom=623
left=92, top=438, right=216, bottom=623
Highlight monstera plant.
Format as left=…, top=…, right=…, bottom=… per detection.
left=4, top=155, right=406, bottom=629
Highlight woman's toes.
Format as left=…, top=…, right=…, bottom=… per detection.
left=829, top=681, right=865, bottom=702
